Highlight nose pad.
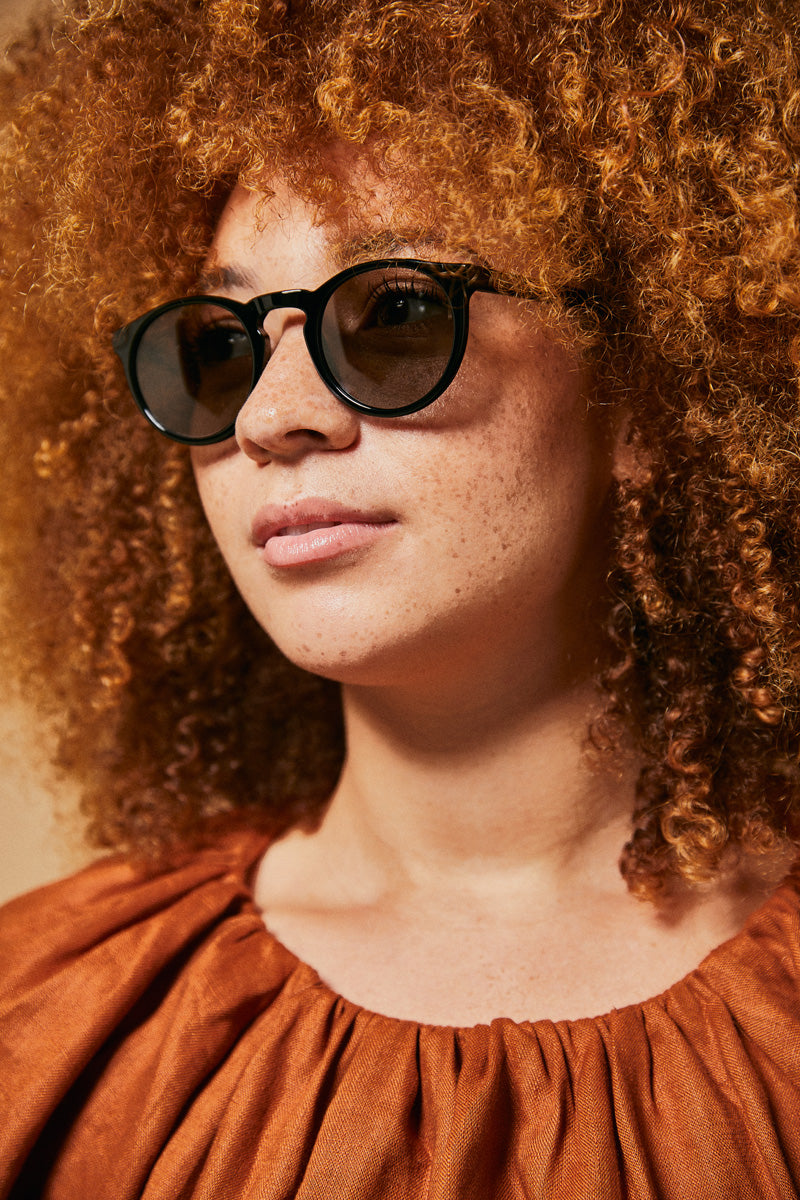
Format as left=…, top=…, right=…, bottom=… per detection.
left=234, top=324, right=361, bottom=462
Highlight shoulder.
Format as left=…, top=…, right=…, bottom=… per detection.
left=0, top=828, right=272, bottom=982
left=0, top=828, right=292, bottom=1194
left=0, top=829, right=277, bottom=1037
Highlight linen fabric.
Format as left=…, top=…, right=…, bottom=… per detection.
left=1, top=829, right=799, bottom=1199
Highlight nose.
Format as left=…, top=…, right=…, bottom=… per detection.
left=235, top=315, right=361, bottom=463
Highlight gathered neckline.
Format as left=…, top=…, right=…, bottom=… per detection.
left=6, top=827, right=800, bottom=1196
left=233, top=833, right=800, bottom=1036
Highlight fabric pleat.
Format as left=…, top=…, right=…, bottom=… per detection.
left=1, top=830, right=799, bottom=1199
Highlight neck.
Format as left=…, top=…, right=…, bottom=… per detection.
left=320, top=668, right=638, bottom=905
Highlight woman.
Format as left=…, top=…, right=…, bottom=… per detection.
left=1, top=0, right=799, bottom=1195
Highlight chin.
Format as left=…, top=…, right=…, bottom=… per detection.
left=272, top=642, right=411, bottom=689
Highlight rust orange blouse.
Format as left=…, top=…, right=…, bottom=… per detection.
left=1, top=829, right=799, bottom=1198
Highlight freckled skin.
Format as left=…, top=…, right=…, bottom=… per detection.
left=191, top=180, right=620, bottom=705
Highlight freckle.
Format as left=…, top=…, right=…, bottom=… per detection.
left=455, top=588, right=462, bottom=595
left=501, top=542, right=509, bottom=550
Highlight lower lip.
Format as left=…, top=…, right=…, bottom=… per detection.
left=261, top=521, right=398, bottom=567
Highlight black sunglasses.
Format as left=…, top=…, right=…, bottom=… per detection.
left=112, top=258, right=515, bottom=445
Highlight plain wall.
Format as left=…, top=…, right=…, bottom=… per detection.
left=0, top=0, right=46, bottom=46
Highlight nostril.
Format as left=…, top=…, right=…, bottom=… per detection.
left=286, top=428, right=328, bottom=442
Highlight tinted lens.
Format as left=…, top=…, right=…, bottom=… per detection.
left=134, top=300, right=256, bottom=440
left=320, top=266, right=456, bottom=409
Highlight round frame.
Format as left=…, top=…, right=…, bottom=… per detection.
left=112, top=259, right=501, bottom=445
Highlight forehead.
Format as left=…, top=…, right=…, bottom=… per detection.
left=207, top=158, right=496, bottom=286
left=202, top=172, right=576, bottom=345
left=205, top=145, right=575, bottom=314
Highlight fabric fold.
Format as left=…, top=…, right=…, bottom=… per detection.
left=1, top=831, right=799, bottom=1199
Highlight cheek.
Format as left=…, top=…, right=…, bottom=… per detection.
left=387, top=410, right=612, bottom=631
left=190, top=450, right=244, bottom=566
left=411, top=336, right=608, bottom=541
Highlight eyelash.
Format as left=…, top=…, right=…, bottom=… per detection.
left=367, top=274, right=441, bottom=303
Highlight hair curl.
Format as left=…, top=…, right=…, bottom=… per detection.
left=1, top=0, right=799, bottom=898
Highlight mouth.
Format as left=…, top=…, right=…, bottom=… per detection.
left=252, top=503, right=398, bottom=568
left=276, top=521, right=343, bottom=537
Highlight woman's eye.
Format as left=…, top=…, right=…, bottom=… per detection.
left=187, top=324, right=251, bottom=365
left=326, top=272, right=454, bottom=341
left=371, top=291, right=447, bottom=328
left=173, top=312, right=254, bottom=404
left=369, top=288, right=450, bottom=331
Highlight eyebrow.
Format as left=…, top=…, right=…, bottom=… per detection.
left=196, top=263, right=260, bottom=293
left=198, top=232, right=486, bottom=297
left=330, top=229, right=487, bottom=269
left=330, top=231, right=426, bottom=267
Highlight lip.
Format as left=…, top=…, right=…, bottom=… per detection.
left=251, top=500, right=398, bottom=568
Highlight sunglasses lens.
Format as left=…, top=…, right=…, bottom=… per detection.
left=320, top=266, right=456, bottom=410
left=134, top=301, right=256, bottom=441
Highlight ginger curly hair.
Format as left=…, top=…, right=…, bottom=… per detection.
left=1, top=0, right=799, bottom=899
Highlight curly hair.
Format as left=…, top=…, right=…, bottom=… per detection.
left=1, top=0, right=799, bottom=898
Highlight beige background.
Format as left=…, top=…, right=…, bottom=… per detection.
left=0, top=705, right=87, bottom=904
left=2, top=0, right=92, bottom=904
left=0, top=0, right=51, bottom=46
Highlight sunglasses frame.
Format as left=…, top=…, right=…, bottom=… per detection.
left=112, top=258, right=505, bottom=445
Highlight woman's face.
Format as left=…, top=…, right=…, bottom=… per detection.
left=191, top=177, right=625, bottom=698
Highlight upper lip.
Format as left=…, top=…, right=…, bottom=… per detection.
left=251, top=499, right=397, bottom=546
